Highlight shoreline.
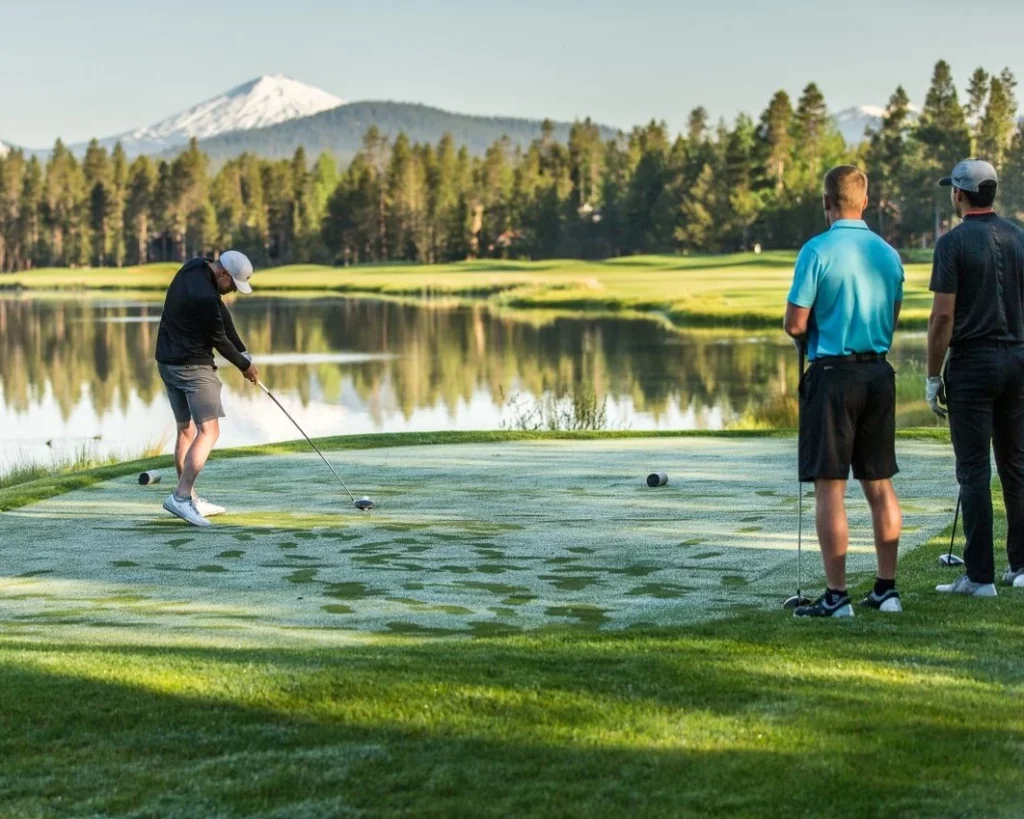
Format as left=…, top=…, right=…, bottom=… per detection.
left=0, top=253, right=935, bottom=330
left=0, top=428, right=950, bottom=513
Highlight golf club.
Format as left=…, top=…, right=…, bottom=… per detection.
left=938, top=488, right=964, bottom=567
left=257, top=380, right=375, bottom=511
left=783, top=342, right=812, bottom=609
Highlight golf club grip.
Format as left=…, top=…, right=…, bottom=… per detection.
left=258, top=382, right=357, bottom=503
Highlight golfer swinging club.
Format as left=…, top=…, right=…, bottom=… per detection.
left=928, top=159, right=1024, bottom=597
left=155, top=251, right=258, bottom=527
left=784, top=166, right=905, bottom=617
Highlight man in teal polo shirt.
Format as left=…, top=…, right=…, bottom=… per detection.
left=784, top=165, right=905, bottom=618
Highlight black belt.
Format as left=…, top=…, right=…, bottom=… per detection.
left=813, top=353, right=886, bottom=364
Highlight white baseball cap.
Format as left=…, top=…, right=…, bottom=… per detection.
left=219, top=250, right=253, bottom=294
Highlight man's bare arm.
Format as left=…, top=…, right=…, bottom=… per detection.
left=784, top=303, right=811, bottom=340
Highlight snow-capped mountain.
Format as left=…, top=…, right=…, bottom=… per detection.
left=78, top=75, right=344, bottom=156
left=834, top=104, right=920, bottom=146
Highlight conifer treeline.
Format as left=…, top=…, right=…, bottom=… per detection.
left=1, top=60, right=1022, bottom=272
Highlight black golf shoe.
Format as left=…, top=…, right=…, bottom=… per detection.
left=793, top=592, right=854, bottom=618
left=859, top=589, right=903, bottom=613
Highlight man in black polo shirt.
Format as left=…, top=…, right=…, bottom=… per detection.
left=927, top=159, right=1024, bottom=596
left=156, top=251, right=259, bottom=527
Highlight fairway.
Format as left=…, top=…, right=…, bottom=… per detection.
left=2, top=437, right=957, bottom=637
left=0, top=252, right=937, bottom=328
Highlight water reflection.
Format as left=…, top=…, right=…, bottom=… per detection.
left=0, top=296, right=938, bottom=464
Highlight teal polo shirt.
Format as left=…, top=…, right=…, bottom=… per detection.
left=787, top=219, right=904, bottom=361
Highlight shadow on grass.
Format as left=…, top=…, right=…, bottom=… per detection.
left=3, top=576, right=1024, bottom=819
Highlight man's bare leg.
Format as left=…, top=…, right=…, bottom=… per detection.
left=175, top=418, right=220, bottom=499
left=174, top=421, right=196, bottom=480
left=860, top=478, right=901, bottom=581
left=815, top=479, right=849, bottom=590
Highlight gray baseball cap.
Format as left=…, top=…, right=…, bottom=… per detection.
left=939, top=159, right=999, bottom=192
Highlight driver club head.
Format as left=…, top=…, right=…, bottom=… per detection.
left=354, top=496, right=375, bottom=512
left=782, top=594, right=811, bottom=610
left=938, top=553, right=965, bottom=567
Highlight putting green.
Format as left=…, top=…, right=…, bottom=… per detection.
left=0, top=438, right=957, bottom=638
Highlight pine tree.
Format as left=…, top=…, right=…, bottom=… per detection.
left=566, top=120, right=605, bottom=257
left=305, top=152, right=338, bottom=261
left=622, top=122, right=670, bottom=252
left=866, top=86, right=913, bottom=240
left=675, top=163, right=716, bottom=251
left=150, top=160, right=173, bottom=261
left=1001, top=122, right=1024, bottom=224
left=978, top=69, right=1018, bottom=169
left=19, top=157, right=43, bottom=268
left=125, top=156, right=155, bottom=264
left=82, top=139, right=111, bottom=265
left=756, top=91, right=794, bottom=194
left=0, top=149, right=24, bottom=271
left=476, top=138, right=515, bottom=258
left=965, top=67, right=990, bottom=152
left=44, top=140, right=87, bottom=265
left=108, top=144, right=128, bottom=266
left=386, top=133, right=427, bottom=261
left=290, top=146, right=310, bottom=258
left=913, top=60, right=971, bottom=241
left=792, top=83, right=831, bottom=184
left=721, top=114, right=760, bottom=250
left=687, top=107, right=709, bottom=145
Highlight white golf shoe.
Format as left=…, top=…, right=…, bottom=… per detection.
left=1001, top=567, right=1024, bottom=587
left=193, top=496, right=226, bottom=517
left=935, top=575, right=997, bottom=597
left=163, top=493, right=211, bottom=527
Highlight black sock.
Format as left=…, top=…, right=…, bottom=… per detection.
left=826, top=586, right=848, bottom=603
left=874, top=577, right=896, bottom=596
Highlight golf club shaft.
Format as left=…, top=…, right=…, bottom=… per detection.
left=948, top=488, right=961, bottom=560
left=797, top=481, right=803, bottom=596
left=257, top=381, right=357, bottom=503
left=796, top=341, right=805, bottom=599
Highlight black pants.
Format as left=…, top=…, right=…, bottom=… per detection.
left=947, top=343, right=1024, bottom=583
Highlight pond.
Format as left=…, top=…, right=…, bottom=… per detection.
left=0, top=295, right=939, bottom=469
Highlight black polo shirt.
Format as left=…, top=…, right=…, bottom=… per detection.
left=930, top=212, right=1024, bottom=345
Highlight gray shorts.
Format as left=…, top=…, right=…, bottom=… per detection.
left=157, top=363, right=226, bottom=425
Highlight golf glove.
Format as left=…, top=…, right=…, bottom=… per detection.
left=926, top=376, right=947, bottom=419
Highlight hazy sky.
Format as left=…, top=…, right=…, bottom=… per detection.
left=3, top=0, right=1023, bottom=148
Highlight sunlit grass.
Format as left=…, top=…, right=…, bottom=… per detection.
left=0, top=429, right=945, bottom=513
left=3, top=253, right=936, bottom=328
left=6, top=429, right=1019, bottom=818
left=2, top=512, right=1022, bottom=817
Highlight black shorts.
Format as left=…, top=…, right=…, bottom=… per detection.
left=799, top=359, right=898, bottom=482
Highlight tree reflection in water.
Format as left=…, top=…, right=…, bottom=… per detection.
left=0, top=296, right=937, bottom=452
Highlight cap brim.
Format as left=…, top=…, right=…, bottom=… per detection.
left=232, top=277, right=252, bottom=294
left=938, top=177, right=953, bottom=187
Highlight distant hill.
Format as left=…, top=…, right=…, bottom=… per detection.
left=189, top=100, right=620, bottom=162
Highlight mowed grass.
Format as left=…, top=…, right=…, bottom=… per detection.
left=2, top=430, right=1021, bottom=817
left=3, top=504, right=1022, bottom=817
left=0, top=252, right=937, bottom=328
